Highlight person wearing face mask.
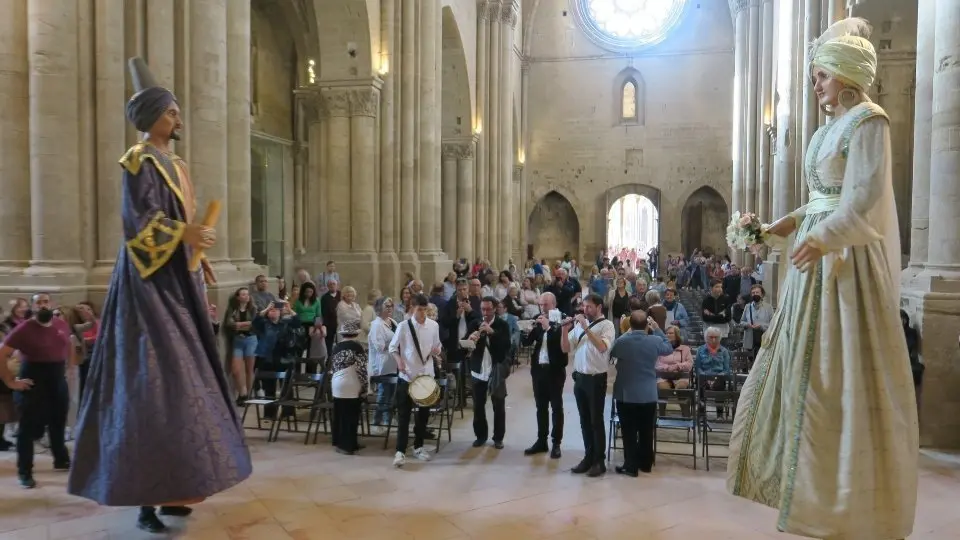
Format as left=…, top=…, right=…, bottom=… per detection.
left=739, top=285, right=773, bottom=354
left=0, top=293, right=75, bottom=489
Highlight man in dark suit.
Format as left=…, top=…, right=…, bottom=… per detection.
left=522, top=292, right=568, bottom=459
left=545, top=268, right=581, bottom=316
left=466, top=297, right=511, bottom=449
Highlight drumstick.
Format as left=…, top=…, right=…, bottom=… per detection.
left=189, top=200, right=222, bottom=271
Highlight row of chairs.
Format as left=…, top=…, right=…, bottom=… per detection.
left=241, top=359, right=462, bottom=453
left=607, top=371, right=746, bottom=471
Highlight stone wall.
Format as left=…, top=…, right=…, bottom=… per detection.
left=524, top=0, right=734, bottom=262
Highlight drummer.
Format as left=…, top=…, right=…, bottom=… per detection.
left=388, top=294, right=443, bottom=468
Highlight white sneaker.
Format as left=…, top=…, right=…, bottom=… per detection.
left=393, top=451, right=406, bottom=468
left=413, top=447, right=432, bottom=462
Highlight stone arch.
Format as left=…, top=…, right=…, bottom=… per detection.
left=311, top=0, right=374, bottom=80
left=601, top=183, right=661, bottom=259
left=681, top=186, right=729, bottom=257
left=613, top=67, right=645, bottom=126
left=441, top=7, right=473, bottom=137
left=528, top=191, right=580, bottom=264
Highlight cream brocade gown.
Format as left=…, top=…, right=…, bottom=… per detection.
left=726, top=102, right=918, bottom=540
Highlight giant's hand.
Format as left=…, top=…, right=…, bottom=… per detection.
left=791, top=240, right=824, bottom=272
left=765, top=215, right=797, bottom=238
left=184, top=224, right=216, bottom=250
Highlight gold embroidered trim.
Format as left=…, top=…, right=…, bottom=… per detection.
left=118, top=143, right=186, bottom=211
left=125, top=212, right=185, bottom=279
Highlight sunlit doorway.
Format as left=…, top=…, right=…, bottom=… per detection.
left=607, top=194, right=659, bottom=265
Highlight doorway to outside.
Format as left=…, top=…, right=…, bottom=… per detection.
left=606, top=194, right=659, bottom=266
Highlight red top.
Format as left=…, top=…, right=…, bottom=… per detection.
left=3, top=318, right=72, bottom=363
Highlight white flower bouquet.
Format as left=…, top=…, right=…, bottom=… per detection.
left=726, top=211, right=767, bottom=255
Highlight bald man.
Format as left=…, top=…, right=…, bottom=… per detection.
left=522, top=292, right=568, bottom=459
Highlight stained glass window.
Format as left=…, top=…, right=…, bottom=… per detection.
left=576, top=0, right=686, bottom=50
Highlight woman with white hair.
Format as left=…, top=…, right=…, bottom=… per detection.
left=727, top=18, right=917, bottom=540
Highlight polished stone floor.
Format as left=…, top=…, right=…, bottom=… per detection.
left=0, top=366, right=957, bottom=540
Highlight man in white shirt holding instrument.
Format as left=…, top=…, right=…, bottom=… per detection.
left=388, top=294, right=442, bottom=468
left=561, top=292, right=616, bottom=478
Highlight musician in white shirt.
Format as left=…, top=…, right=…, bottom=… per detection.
left=387, top=294, right=442, bottom=468
left=561, top=292, right=616, bottom=477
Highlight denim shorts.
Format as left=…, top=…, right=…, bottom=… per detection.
left=232, top=334, right=258, bottom=357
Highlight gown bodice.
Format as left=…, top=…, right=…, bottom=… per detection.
left=803, top=102, right=886, bottom=200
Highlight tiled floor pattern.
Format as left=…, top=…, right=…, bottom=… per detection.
left=0, top=366, right=957, bottom=539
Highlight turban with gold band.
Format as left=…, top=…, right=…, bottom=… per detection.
left=808, top=17, right=877, bottom=92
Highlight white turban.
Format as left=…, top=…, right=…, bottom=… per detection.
left=809, top=18, right=878, bottom=91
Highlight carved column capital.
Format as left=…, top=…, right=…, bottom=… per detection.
left=442, top=140, right=475, bottom=160
left=348, top=87, right=380, bottom=117
left=500, top=1, right=519, bottom=28
left=478, top=1, right=495, bottom=21
left=312, top=78, right=384, bottom=119
left=319, top=88, right=352, bottom=118
left=728, top=0, right=749, bottom=16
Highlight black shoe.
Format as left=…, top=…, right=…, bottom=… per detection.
left=236, top=396, right=248, bottom=407
left=550, top=446, right=562, bottom=459
left=53, top=461, right=70, bottom=471
left=0, top=441, right=11, bottom=451
left=493, top=441, right=504, bottom=450
left=158, top=506, right=194, bottom=517
left=335, top=447, right=355, bottom=456
left=524, top=442, right=548, bottom=456
left=615, top=466, right=639, bottom=478
left=571, top=459, right=591, bottom=474
left=18, top=474, right=36, bottom=489
left=472, top=439, right=486, bottom=448
left=586, top=463, right=607, bottom=478
left=137, top=507, right=167, bottom=533
left=639, top=467, right=652, bottom=474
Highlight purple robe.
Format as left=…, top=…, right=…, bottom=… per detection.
left=68, top=143, right=252, bottom=506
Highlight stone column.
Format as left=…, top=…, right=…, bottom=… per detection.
left=905, top=0, right=936, bottom=280
left=226, top=0, right=256, bottom=273
left=499, top=1, right=517, bottom=269
left=418, top=0, right=440, bottom=255
left=379, top=0, right=399, bottom=291
left=487, top=8, right=502, bottom=265
left=906, top=0, right=960, bottom=450
left=457, top=140, right=477, bottom=261
left=188, top=0, right=230, bottom=265
left=757, top=0, right=774, bottom=224
left=441, top=144, right=459, bottom=258
left=26, top=0, right=85, bottom=278
left=799, top=0, right=821, bottom=205
left=730, top=0, right=748, bottom=266
left=0, top=0, right=30, bottom=273
left=91, top=0, right=126, bottom=279
left=513, top=164, right=523, bottom=261
left=744, top=0, right=760, bottom=215
left=145, top=0, right=175, bottom=87
left=322, top=89, right=352, bottom=253
left=350, top=87, right=379, bottom=254
left=926, top=1, right=960, bottom=276
left=475, top=3, right=490, bottom=263
left=519, top=59, right=530, bottom=261
left=399, top=0, right=418, bottom=269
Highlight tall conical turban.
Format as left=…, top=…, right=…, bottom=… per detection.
left=125, top=57, right=178, bottom=132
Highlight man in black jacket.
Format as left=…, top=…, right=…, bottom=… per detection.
left=440, top=279, right=480, bottom=406
left=522, top=292, right=568, bottom=459
left=466, top=297, right=511, bottom=449
left=546, top=268, right=581, bottom=316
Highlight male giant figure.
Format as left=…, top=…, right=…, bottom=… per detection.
left=68, top=58, right=252, bottom=533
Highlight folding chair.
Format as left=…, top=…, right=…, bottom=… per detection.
left=242, top=370, right=291, bottom=434
left=654, top=387, right=698, bottom=470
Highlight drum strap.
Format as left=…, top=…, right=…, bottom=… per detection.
left=407, top=319, right=426, bottom=364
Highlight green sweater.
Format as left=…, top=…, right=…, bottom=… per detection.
left=294, top=299, right=321, bottom=324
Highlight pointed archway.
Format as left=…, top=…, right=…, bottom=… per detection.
left=681, top=186, right=729, bottom=256
left=528, top=191, right=580, bottom=264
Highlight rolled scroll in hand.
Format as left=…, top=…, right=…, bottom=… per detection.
left=189, top=200, right=222, bottom=272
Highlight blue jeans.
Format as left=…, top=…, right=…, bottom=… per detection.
left=372, top=381, right=397, bottom=426
left=232, top=334, right=258, bottom=357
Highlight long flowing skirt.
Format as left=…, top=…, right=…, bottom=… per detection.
left=726, top=209, right=918, bottom=540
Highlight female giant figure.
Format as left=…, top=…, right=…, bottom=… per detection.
left=726, top=19, right=917, bottom=540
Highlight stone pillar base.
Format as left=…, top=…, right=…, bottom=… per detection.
left=377, top=251, right=401, bottom=297
left=418, top=251, right=452, bottom=288
left=399, top=251, right=421, bottom=285
left=901, top=273, right=960, bottom=450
